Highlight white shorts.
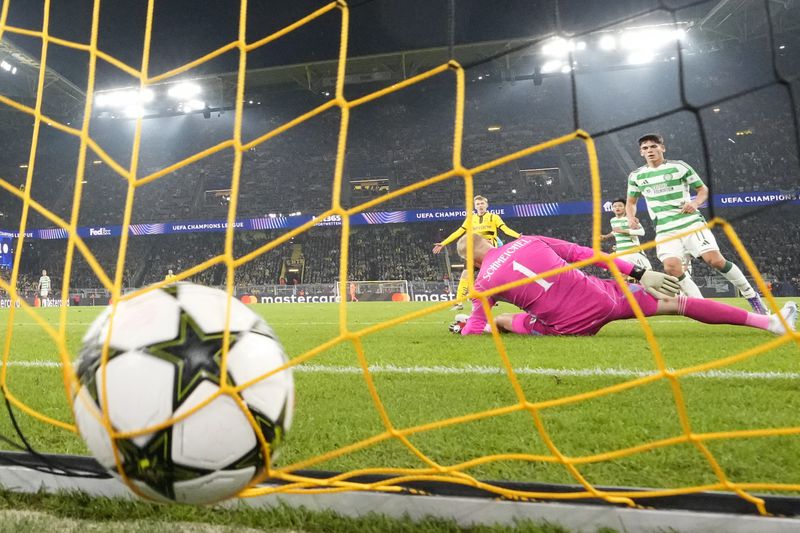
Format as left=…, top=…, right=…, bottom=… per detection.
left=40, top=290, right=49, bottom=298
left=656, top=228, right=718, bottom=262
left=620, top=251, right=652, bottom=271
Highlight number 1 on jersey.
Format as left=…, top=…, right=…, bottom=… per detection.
left=512, top=261, right=554, bottom=291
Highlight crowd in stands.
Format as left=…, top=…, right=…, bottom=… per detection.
left=4, top=206, right=799, bottom=299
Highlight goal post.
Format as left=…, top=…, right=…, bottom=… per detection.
left=334, top=280, right=410, bottom=302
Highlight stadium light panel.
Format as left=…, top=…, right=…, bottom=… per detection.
left=167, top=82, right=201, bottom=100
left=123, top=105, right=145, bottom=118
left=487, top=125, right=502, bottom=131
left=95, top=89, right=150, bottom=109
left=180, top=99, right=206, bottom=113
left=11, top=67, right=16, bottom=75
left=541, top=37, right=571, bottom=57
left=621, top=27, right=683, bottom=50
left=599, top=35, right=616, bottom=51
left=541, top=60, right=563, bottom=74
left=0, top=60, right=11, bottom=71
left=627, top=50, right=655, bottom=65
left=560, top=64, right=572, bottom=74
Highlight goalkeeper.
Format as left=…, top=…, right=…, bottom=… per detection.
left=451, top=233, right=796, bottom=337
left=433, top=195, right=520, bottom=310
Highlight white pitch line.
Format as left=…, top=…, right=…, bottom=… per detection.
left=3, top=360, right=798, bottom=380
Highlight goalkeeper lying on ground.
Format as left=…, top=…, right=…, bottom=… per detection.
left=450, top=233, right=796, bottom=337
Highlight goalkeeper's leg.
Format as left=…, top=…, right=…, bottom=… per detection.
left=656, top=296, right=796, bottom=335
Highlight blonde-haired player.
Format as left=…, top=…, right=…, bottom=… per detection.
left=433, top=195, right=520, bottom=310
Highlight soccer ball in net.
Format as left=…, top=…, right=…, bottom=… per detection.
left=71, top=283, right=294, bottom=504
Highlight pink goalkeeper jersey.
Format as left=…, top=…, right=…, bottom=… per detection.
left=461, top=235, right=636, bottom=335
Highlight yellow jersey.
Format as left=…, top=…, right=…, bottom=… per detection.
left=439, top=212, right=520, bottom=247
left=165, top=273, right=177, bottom=283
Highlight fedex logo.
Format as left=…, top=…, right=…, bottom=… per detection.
left=89, top=227, right=111, bottom=236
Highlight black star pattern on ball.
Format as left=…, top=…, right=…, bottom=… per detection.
left=147, top=312, right=237, bottom=404
left=116, top=431, right=212, bottom=501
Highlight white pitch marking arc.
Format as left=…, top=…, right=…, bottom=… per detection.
left=3, top=360, right=798, bottom=380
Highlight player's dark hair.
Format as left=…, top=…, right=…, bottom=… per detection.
left=612, top=198, right=626, bottom=205
left=638, top=133, right=664, bottom=146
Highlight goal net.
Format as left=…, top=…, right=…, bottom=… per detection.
left=0, top=0, right=799, bottom=523
left=334, top=280, right=410, bottom=302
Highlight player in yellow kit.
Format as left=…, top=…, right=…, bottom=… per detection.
left=433, top=195, right=520, bottom=309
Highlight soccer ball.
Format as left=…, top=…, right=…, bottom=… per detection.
left=72, top=283, right=294, bottom=504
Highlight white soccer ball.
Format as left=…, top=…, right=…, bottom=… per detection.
left=72, top=283, right=294, bottom=504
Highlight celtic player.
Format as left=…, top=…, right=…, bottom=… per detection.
left=601, top=198, right=652, bottom=271
left=433, top=195, right=520, bottom=310
left=625, top=134, right=767, bottom=314
left=37, top=269, right=51, bottom=299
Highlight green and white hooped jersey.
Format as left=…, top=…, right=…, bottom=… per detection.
left=627, top=160, right=705, bottom=237
left=609, top=216, right=641, bottom=252
left=39, top=276, right=50, bottom=291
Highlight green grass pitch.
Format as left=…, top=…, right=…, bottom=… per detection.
left=1, top=299, right=798, bottom=492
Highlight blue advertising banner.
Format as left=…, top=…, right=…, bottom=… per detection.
left=0, top=191, right=796, bottom=240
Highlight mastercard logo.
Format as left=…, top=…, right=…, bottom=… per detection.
left=391, top=292, right=410, bottom=302
left=239, top=294, right=258, bottom=304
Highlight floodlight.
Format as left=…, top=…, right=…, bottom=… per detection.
left=123, top=105, right=145, bottom=118
left=627, top=50, right=655, bottom=65
left=541, top=37, right=570, bottom=57
left=167, top=82, right=201, bottom=100
left=621, top=28, right=681, bottom=50
left=599, top=35, right=616, bottom=51
left=95, top=93, right=110, bottom=107
left=178, top=99, right=206, bottom=113
left=0, top=60, right=11, bottom=71
left=541, top=60, right=563, bottom=74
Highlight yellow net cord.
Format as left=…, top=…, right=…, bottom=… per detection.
left=0, top=0, right=798, bottom=512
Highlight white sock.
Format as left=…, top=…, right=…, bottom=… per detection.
left=719, top=261, right=756, bottom=298
left=678, top=273, right=703, bottom=298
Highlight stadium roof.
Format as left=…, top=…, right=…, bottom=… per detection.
left=1, top=0, right=797, bottom=119
left=220, top=37, right=542, bottom=98
left=0, top=37, right=85, bottom=121
left=210, top=1, right=800, bottom=102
